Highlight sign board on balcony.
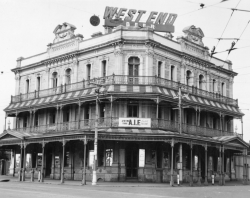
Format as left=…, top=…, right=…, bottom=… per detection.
left=103, top=6, right=177, bottom=33
left=118, top=118, right=151, bottom=128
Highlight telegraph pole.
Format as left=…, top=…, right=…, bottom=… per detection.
left=178, top=85, right=183, bottom=184
left=174, top=83, right=188, bottom=184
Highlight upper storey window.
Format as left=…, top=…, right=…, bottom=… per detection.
left=52, top=72, right=58, bottom=88
left=158, top=61, right=162, bottom=78
left=87, top=64, right=91, bottom=80
left=36, top=76, right=41, bottom=91
left=199, top=74, right=204, bottom=90
left=221, top=82, right=225, bottom=96
left=170, top=65, right=175, bottom=81
left=26, top=79, right=30, bottom=93
left=102, top=60, right=107, bottom=77
left=212, top=79, right=217, bottom=93
left=65, top=68, right=71, bottom=84
left=186, top=70, right=192, bottom=86
left=128, top=57, right=139, bottom=84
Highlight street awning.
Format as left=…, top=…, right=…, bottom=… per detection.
left=5, top=85, right=242, bottom=115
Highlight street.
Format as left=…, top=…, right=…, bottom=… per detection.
left=0, top=180, right=250, bottom=198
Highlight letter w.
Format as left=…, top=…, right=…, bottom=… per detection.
left=103, top=6, right=118, bottom=19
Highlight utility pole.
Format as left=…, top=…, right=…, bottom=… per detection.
left=91, top=81, right=106, bottom=185
left=173, top=83, right=188, bottom=184
left=92, top=87, right=99, bottom=185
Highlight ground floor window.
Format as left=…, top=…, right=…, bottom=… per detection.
left=37, top=153, right=42, bottom=167
left=16, top=154, right=20, bottom=168
left=89, top=150, right=94, bottom=168
left=163, top=151, right=169, bottom=169
left=55, top=156, right=60, bottom=168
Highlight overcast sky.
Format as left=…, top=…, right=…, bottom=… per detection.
left=0, top=0, right=250, bottom=143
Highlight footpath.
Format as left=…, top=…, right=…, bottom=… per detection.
left=0, top=175, right=248, bottom=187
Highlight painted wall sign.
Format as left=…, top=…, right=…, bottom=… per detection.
left=103, top=6, right=177, bottom=33
left=119, top=118, right=151, bottom=127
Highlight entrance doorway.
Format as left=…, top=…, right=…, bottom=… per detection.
left=126, top=143, right=138, bottom=179
left=45, top=151, right=52, bottom=177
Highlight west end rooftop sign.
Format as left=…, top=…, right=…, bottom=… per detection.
left=103, top=6, right=177, bottom=33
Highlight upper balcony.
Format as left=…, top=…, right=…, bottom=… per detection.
left=10, top=75, right=238, bottom=107
left=11, top=117, right=242, bottom=139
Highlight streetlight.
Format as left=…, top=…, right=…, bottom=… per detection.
left=172, top=83, right=189, bottom=186
left=91, top=81, right=106, bottom=185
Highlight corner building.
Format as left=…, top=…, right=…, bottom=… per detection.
left=1, top=22, right=249, bottom=184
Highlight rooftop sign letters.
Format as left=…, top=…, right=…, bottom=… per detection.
left=103, top=6, right=177, bottom=33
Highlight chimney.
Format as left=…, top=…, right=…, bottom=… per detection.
left=16, top=57, right=24, bottom=68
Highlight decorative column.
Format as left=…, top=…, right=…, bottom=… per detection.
left=243, top=149, right=248, bottom=185
left=219, top=146, right=222, bottom=185
left=22, top=143, right=26, bottom=181
left=29, top=110, right=33, bottom=132
left=32, top=110, right=36, bottom=132
left=197, top=148, right=201, bottom=186
left=15, top=112, right=19, bottom=129
left=222, top=146, right=225, bottom=185
left=78, top=101, right=81, bottom=129
left=170, top=138, right=174, bottom=186
left=19, top=143, right=23, bottom=181
left=56, top=105, right=59, bottom=131
left=110, top=95, right=113, bottom=127
left=189, top=142, right=193, bottom=186
left=156, top=97, right=159, bottom=127
left=82, top=136, right=87, bottom=185
left=40, top=141, right=46, bottom=182
left=204, top=144, right=208, bottom=185
left=59, top=105, right=63, bottom=131
left=61, top=139, right=66, bottom=184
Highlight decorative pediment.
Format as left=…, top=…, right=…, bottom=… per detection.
left=224, top=137, right=249, bottom=148
left=53, top=22, right=76, bottom=43
left=182, top=25, right=204, bottom=46
left=0, top=132, right=23, bottom=141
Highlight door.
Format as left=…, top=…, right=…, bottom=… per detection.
left=46, top=152, right=52, bottom=177
left=126, top=144, right=138, bottom=178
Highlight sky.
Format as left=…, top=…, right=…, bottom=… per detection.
left=0, top=0, right=250, bottom=143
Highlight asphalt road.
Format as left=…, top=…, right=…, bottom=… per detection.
left=0, top=181, right=250, bottom=198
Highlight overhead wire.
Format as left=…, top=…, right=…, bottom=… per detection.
left=178, top=0, right=231, bottom=17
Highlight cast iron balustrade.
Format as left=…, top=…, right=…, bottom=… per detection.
left=11, top=75, right=238, bottom=106
left=13, top=118, right=239, bottom=138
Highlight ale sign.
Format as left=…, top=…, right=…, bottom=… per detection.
left=119, top=118, right=151, bottom=128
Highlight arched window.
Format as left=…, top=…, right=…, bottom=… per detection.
left=158, top=61, right=162, bottom=77
left=170, top=65, right=175, bottom=81
left=186, top=70, right=192, bottom=86
left=212, top=79, right=216, bottom=92
left=86, top=64, right=91, bottom=80
left=221, top=82, right=225, bottom=96
left=102, top=60, right=107, bottom=77
left=65, top=68, right=71, bottom=84
left=26, top=79, right=30, bottom=93
left=37, top=76, right=41, bottom=91
left=199, top=74, right=204, bottom=89
left=52, top=72, right=58, bottom=88
left=128, top=57, right=139, bottom=84
left=128, top=57, right=139, bottom=76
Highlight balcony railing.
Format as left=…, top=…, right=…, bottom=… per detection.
left=13, top=118, right=239, bottom=138
left=11, top=75, right=238, bottom=106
